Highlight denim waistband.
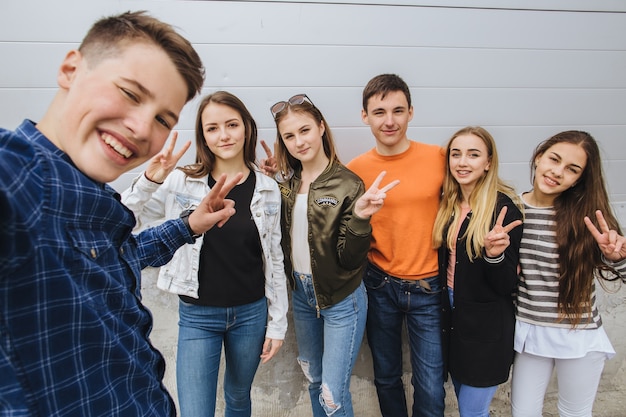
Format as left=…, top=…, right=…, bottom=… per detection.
left=368, top=262, right=436, bottom=291
left=293, top=271, right=312, bottom=279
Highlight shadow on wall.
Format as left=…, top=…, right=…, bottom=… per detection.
left=143, top=272, right=626, bottom=416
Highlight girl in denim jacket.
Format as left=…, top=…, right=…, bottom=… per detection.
left=123, top=91, right=288, bottom=417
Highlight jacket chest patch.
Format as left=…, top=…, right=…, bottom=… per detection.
left=314, top=196, right=339, bottom=208
left=278, top=184, right=291, bottom=199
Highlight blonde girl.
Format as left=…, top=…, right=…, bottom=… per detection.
left=433, top=126, right=523, bottom=416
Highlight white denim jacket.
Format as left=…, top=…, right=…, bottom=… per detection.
left=122, top=169, right=288, bottom=340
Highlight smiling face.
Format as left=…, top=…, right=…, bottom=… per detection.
left=201, top=102, right=246, bottom=163
left=533, top=142, right=587, bottom=204
left=361, top=90, right=414, bottom=156
left=45, top=42, right=187, bottom=183
left=448, top=133, right=491, bottom=197
left=278, top=110, right=328, bottom=168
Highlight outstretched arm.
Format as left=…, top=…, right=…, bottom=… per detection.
left=354, top=171, right=400, bottom=219
left=584, top=210, right=626, bottom=262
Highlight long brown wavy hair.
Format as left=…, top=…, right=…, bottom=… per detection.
left=530, top=130, right=622, bottom=325
left=179, top=91, right=258, bottom=178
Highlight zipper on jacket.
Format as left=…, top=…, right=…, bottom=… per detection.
left=306, top=185, right=322, bottom=318
left=309, top=264, right=321, bottom=318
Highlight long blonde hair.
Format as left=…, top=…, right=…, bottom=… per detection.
left=433, top=126, right=521, bottom=260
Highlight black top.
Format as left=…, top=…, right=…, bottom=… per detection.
left=180, top=172, right=265, bottom=307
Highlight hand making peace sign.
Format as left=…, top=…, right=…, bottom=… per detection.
left=584, top=210, right=626, bottom=262
left=259, top=140, right=278, bottom=176
left=145, top=131, right=191, bottom=184
left=188, top=172, right=244, bottom=233
left=483, top=206, right=523, bottom=258
left=354, top=171, right=400, bottom=219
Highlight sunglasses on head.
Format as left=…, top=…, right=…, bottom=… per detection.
left=270, top=94, right=315, bottom=118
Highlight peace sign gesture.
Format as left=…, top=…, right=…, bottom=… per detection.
left=354, top=171, right=400, bottom=219
left=484, top=206, right=523, bottom=258
left=584, top=210, right=626, bottom=262
left=145, top=131, right=191, bottom=184
left=259, top=140, right=278, bottom=176
left=188, top=172, right=244, bottom=232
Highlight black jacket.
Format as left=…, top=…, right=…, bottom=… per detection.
left=439, top=193, right=523, bottom=387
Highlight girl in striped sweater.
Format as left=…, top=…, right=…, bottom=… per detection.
left=511, top=131, right=626, bottom=417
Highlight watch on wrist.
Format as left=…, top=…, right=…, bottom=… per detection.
left=180, top=209, right=202, bottom=239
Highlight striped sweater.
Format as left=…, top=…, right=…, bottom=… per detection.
left=516, top=203, right=626, bottom=329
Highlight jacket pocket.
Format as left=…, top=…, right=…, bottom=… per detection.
left=174, top=193, right=201, bottom=211
left=263, top=201, right=280, bottom=231
left=66, top=225, right=125, bottom=312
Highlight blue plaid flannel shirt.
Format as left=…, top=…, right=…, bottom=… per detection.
left=0, top=120, right=195, bottom=417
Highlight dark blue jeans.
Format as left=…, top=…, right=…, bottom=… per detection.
left=363, top=263, right=445, bottom=417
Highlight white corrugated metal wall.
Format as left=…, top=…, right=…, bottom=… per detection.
left=1, top=1, right=624, bottom=209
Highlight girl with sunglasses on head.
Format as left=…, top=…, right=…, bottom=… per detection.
left=269, top=94, right=398, bottom=417
left=122, top=91, right=288, bottom=417
left=433, top=126, right=523, bottom=416
left=511, top=130, right=626, bottom=417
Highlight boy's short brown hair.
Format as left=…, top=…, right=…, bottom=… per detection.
left=362, top=73, right=412, bottom=112
left=79, top=10, right=205, bottom=102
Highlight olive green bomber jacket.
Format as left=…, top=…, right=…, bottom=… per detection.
left=278, top=161, right=372, bottom=310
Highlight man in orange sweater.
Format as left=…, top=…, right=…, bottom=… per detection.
left=346, top=74, right=446, bottom=417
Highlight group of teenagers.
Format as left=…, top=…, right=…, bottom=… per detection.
left=1, top=10, right=625, bottom=417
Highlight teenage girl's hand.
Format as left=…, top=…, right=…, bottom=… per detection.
left=484, top=206, right=523, bottom=258
left=259, top=140, right=278, bottom=176
left=145, top=131, right=191, bottom=183
left=188, top=172, right=243, bottom=233
left=260, top=338, right=284, bottom=364
left=354, top=171, right=400, bottom=219
left=584, top=210, right=626, bottom=262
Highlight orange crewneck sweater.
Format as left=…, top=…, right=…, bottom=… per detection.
left=347, top=141, right=445, bottom=280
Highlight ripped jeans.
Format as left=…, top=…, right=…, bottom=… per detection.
left=292, top=272, right=367, bottom=417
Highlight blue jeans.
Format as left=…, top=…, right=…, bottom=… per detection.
left=452, top=378, right=497, bottom=417
left=176, top=297, right=267, bottom=417
left=448, top=289, right=497, bottom=417
left=292, top=272, right=367, bottom=417
left=363, top=263, right=445, bottom=417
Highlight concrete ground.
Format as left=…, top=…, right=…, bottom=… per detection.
left=143, top=270, right=626, bottom=416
